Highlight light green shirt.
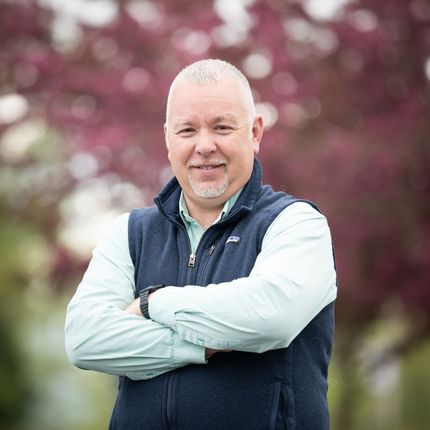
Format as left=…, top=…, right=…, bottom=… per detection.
left=65, top=200, right=337, bottom=380
left=179, top=189, right=241, bottom=253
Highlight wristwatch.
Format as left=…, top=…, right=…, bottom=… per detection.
left=139, top=284, right=166, bottom=319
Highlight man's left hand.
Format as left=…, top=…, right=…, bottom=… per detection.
left=125, top=297, right=142, bottom=316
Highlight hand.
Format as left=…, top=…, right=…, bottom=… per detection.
left=126, top=301, right=233, bottom=358
left=205, top=348, right=232, bottom=359
left=125, top=297, right=141, bottom=316
left=125, top=292, right=157, bottom=316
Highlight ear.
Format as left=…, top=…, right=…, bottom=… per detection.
left=251, top=115, right=264, bottom=155
left=163, top=123, right=168, bottom=147
left=164, top=123, right=172, bottom=161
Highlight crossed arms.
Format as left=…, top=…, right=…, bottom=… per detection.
left=65, top=202, right=337, bottom=380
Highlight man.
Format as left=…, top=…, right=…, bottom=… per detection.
left=65, top=59, right=337, bottom=429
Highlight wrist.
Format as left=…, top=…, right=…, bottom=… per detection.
left=139, top=284, right=166, bottom=319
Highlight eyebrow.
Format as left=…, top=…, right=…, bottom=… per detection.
left=171, top=120, right=195, bottom=130
left=211, top=114, right=238, bottom=123
left=171, top=114, right=238, bottom=130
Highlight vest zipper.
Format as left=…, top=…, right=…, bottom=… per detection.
left=186, top=252, right=196, bottom=285
left=166, top=371, right=175, bottom=429
left=184, top=228, right=215, bottom=283
left=280, top=384, right=288, bottom=427
left=193, top=244, right=217, bottom=285
left=188, top=253, right=196, bottom=267
left=187, top=243, right=216, bottom=283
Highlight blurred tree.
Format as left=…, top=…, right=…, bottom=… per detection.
left=1, top=0, right=429, bottom=428
left=0, top=222, right=30, bottom=428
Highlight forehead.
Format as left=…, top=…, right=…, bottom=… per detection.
left=166, top=77, right=250, bottom=123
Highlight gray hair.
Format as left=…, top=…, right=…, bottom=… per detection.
left=177, top=59, right=250, bottom=87
left=166, top=59, right=256, bottom=121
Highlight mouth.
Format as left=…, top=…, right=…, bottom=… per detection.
left=189, top=162, right=226, bottom=171
left=196, top=165, right=222, bottom=170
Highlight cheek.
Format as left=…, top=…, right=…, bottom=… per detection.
left=228, top=146, right=254, bottom=173
left=168, top=145, right=189, bottom=168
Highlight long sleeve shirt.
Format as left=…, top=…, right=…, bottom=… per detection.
left=65, top=201, right=337, bottom=380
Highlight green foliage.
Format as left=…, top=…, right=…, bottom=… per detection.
left=0, top=313, right=29, bottom=428
left=20, top=291, right=115, bottom=430
left=0, top=222, right=34, bottom=427
left=400, top=342, right=430, bottom=430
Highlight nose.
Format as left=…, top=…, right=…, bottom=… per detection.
left=195, top=129, right=217, bottom=157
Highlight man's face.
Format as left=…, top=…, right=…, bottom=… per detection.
left=164, top=76, right=263, bottom=210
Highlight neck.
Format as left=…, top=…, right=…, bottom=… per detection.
left=184, top=196, right=225, bottom=230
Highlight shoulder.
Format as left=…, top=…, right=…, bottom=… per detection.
left=102, top=212, right=130, bottom=238
left=129, top=205, right=159, bottom=221
left=128, top=205, right=160, bottom=231
left=279, top=201, right=325, bottom=220
left=265, top=201, right=330, bottom=241
left=256, top=186, right=320, bottom=217
left=94, top=212, right=130, bottom=255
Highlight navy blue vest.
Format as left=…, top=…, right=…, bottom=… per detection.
left=109, top=159, right=335, bottom=430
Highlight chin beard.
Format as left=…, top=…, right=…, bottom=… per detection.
left=188, top=173, right=229, bottom=198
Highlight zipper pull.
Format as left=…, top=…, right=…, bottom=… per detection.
left=208, top=244, right=216, bottom=256
left=188, top=253, right=196, bottom=267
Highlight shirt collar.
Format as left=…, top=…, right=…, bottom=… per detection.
left=179, top=189, right=243, bottom=228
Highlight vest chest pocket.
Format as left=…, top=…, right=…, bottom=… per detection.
left=203, top=238, right=259, bottom=286
left=269, top=380, right=290, bottom=430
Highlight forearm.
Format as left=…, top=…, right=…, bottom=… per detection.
left=124, top=294, right=231, bottom=358
left=64, top=213, right=205, bottom=380
left=149, top=276, right=335, bottom=353
left=149, top=203, right=338, bottom=353
left=65, top=296, right=205, bottom=380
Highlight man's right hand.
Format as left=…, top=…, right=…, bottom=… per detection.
left=205, top=348, right=232, bottom=359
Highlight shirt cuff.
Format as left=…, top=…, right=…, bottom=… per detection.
left=149, top=286, right=189, bottom=328
left=173, top=334, right=206, bottom=365
left=149, top=285, right=241, bottom=350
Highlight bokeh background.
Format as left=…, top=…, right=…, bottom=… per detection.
left=1, top=0, right=430, bottom=429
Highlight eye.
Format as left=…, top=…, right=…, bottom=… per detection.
left=214, top=124, right=233, bottom=134
left=176, top=127, right=196, bottom=136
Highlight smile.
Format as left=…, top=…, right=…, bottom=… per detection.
left=196, top=165, right=222, bottom=170
left=189, top=162, right=226, bottom=171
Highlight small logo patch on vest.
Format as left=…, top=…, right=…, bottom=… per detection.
left=225, top=236, right=240, bottom=245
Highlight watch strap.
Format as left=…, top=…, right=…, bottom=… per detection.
left=139, top=284, right=166, bottom=319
